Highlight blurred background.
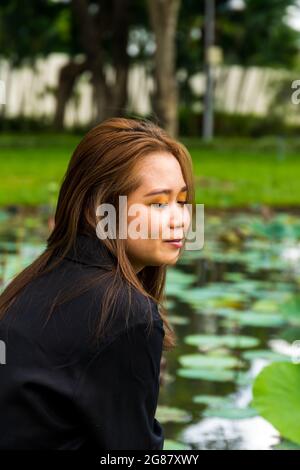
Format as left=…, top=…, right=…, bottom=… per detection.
left=1, top=0, right=300, bottom=450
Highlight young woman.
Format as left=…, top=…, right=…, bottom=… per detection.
left=0, top=117, right=195, bottom=450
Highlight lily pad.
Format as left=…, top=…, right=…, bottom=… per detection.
left=163, top=439, right=192, bottom=450
left=169, top=315, right=190, bottom=325
left=273, top=439, right=300, bottom=450
left=197, top=308, right=285, bottom=327
left=166, top=269, right=196, bottom=285
left=202, top=406, right=258, bottom=420
left=252, top=362, right=300, bottom=445
left=165, top=299, right=176, bottom=309
left=235, top=371, right=253, bottom=386
left=223, top=272, right=246, bottom=282
left=193, top=394, right=233, bottom=407
left=178, top=286, right=246, bottom=306
left=177, top=368, right=236, bottom=382
left=242, top=349, right=291, bottom=362
left=252, top=299, right=281, bottom=313
left=0, top=211, right=10, bottom=223
left=222, top=311, right=286, bottom=328
left=156, top=405, right=191, bottom=424
left=280, top=327, right=300, bottom=343
left=280, top=296, right=300, bottom=326
left=184, top=334, right=260, bottom=350
left=178, top=353, right=242, bottom=369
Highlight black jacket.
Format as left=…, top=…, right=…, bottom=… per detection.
left=0, top=232, right=165, bottom=450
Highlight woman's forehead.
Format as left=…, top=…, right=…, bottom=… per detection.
left=136, top=153, right=185, bottom=187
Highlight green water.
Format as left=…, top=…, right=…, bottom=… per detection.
left=1, top=208, right=300, bottom=450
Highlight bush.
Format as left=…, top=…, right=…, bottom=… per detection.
left=178, top=107, right=300, bottom=137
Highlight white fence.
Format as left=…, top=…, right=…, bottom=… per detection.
left=0, top=53, right=298, bottom=127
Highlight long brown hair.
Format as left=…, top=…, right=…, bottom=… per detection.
left=0, top=117, right=195, bottom=351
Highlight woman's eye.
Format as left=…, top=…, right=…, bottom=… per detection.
left=151, top=203, right=168, bottom=209
left=151, top=201, right=187, bottom=209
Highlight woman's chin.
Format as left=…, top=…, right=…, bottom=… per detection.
left=159, top=253, right=181, bottom=265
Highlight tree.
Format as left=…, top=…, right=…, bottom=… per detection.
left=216, top=0, right=300, bottom=68
left=70, top=0, right=131, bottom=126
left=147, top=0, right=181, bottom=137
left=175, top=0, right=300, bottom=111
left=0, top=0, right=71, bottom=66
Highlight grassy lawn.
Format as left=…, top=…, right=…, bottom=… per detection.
left=181, top=137, right=300, bottom=208
left=0, top=133, right=300, bottom=208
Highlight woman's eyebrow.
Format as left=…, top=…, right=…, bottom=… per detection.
left=144, top=186, right=187, bottom=197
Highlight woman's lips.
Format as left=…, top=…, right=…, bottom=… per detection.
left=163, top=239, right=183, bottom=248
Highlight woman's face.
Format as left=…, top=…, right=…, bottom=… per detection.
left=124, top=151, right=191, bottom=273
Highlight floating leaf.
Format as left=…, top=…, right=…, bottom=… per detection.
left=177, top=368, right=236, bottom=382
left=165, top=269, right=196, bottom=296
left=280, top=327, right=300, bottom=343
left=178, top=353, right=242, bottom=369
left=202, top=406, right=258, bottom=420
left=223, top=272, right=246, bottom=282
left=227, top=311, right=285, bottom=328
left=156, top=405, right=191, bottom=424
left=242, top=349, right=291, bottom=362
left=252, top=299, right=281, bottom=313
left=193, top=394, right=233, bottom=407
left=178, top=286, right=246, bottom=306
left=235, top=371, right=253, bottom=386
left=280, top=296, right=300, bottom=326
left=166, top=269, right=196, bottom=286
left=165, top=299, right=176, bottom=309
left=0, top=211, right=10, bottom=223
left=169, top=315, right=190, bottom=325
left=252, top=362, right=300, bottom=445
left=163, top=439, right=192, bottom=450
left=273, top=439, right=300, bottom=450
left=197, top=308, right=286, bottom=327
left=184, top=334, right=260, bottom=350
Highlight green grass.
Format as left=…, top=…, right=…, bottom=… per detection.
left=0, top=134, right=81, bottom=206
left=181, top=137, right=300, bottom=208
left=0, top=133, right=300, bottom=208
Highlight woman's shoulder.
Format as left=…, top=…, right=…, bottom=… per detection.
left=91, top=279, right=163, bottom=333
left=79, top=280, right=165, bottom=362
left=123, top=286, right=162, bottom=325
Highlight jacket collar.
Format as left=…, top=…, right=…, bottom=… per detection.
left=63, top=232, right=117, bottom=270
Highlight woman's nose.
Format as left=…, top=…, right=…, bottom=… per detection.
left=169, top=203, right=186, bottom=229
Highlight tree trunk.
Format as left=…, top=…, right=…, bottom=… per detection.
left=90, top=60, right=112, bottom=125
left=147, top=0, right=181, bottom=138
left=71, top=0, right=131, bottom=126
left=53, top=60, right=88, bottom=130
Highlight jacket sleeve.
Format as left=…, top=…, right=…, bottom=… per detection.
left=73, top=308, right=165, bottom=450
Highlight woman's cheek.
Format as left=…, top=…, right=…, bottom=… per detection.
left=161, top=211, right=174, bottom=240
left=127, top=205, right=149, bottom=239
left=148, top=208, right=158, bottom=239
left=183, top=206, right=192, bottom=231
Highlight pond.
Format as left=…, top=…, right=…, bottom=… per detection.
left=1, top=207, right=300, bottom=450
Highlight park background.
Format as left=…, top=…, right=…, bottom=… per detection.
left=1, top=0, right=300, bottom=450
